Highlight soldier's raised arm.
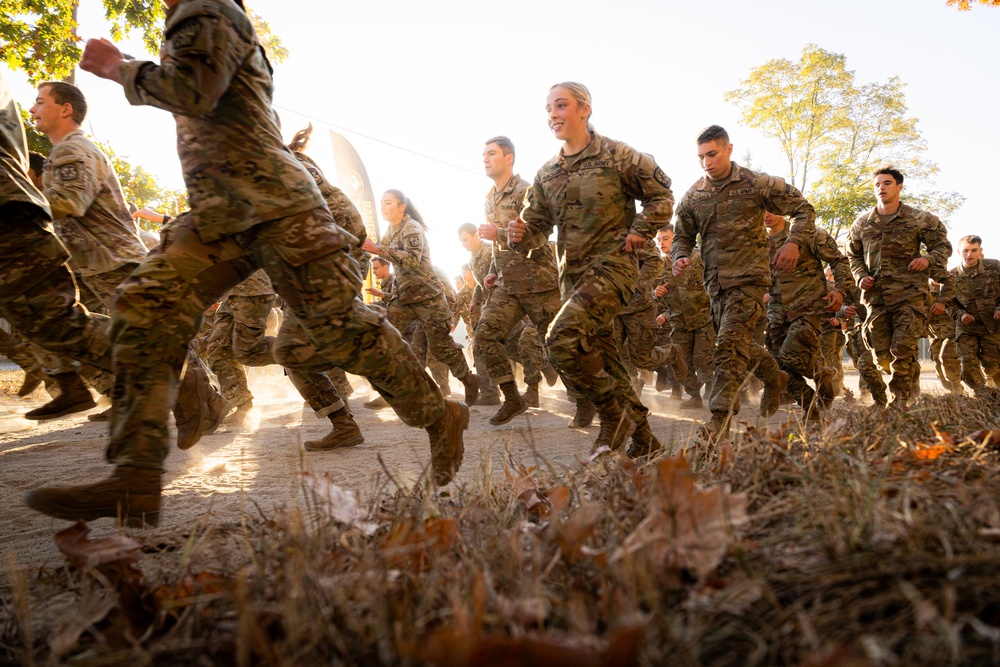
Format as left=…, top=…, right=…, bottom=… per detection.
left=759, top=174, right=815, bottom=249
left=813, top=229, right=853, bottom=302
left=379, top=227, right=425, bottom=271
left=618, top=148, right=674, bottom=242
left=670, top=202, right=697, bottom=266
left=919, top=214, right=952, bottom=272
left=512, top=177, right=555, bottom=252
left=846, top=220, right=870, bottom=286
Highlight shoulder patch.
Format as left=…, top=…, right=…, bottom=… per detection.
left=408, top=235, right=421, bottom=248
left=653, top=166, right=671, bottom=189
left=171, top=18, right=203, bottom=49
left=58, top=163, right=79, bottom=182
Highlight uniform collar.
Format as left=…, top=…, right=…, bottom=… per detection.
left=865, top=201, right=911, bottom=223
left=696, top=162, right=744, bottom=192
left=489, top=173, right=521, bottom=199
left=558, top=132, right=603, bottom=170
left=961, top=260, right=982, bottom=277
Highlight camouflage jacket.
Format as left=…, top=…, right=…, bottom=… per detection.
left=293, top=152, right=367, bottom=271
left=485, top=173, right=558, bottom=295
left=380, top=215, right=441, bottom=305
left=514, top=132, right=674, bottom=301
left=927, top=287, right=957, bottom=340
left=120, top=0, right=330, bottom=244
left=657, top=249, right=712, bottom=332
left=846, top=202, right=952, bottom=310
left=767, top=225, right=852, bottom=323
left=622, top=244, right=663, bottom=315
left=671, top=163, right=816, bottom=298
left=468, top=239, right=494, bottom=304
left=0, top=73, right=51, bottom=218
left=374, top=274, right=395, bottom=305
left=228, top=268, right=273, bottom=298
left=947, top=259, right=1000, bottom=336
left=435, top=265, right=458, bottom=315
left=454, top=284, right=475, bottom=331
left=43, top=129, right=148, bottom=276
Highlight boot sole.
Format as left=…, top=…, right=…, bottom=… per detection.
left=24, top=398, right=98, bottom=421
left=25, top=491, right=159, bottom=528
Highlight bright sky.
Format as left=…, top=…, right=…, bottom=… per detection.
left=4, top=0, right=998, bottom=281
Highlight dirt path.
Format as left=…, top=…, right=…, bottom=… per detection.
left=0, top=366, right=945, bottom=574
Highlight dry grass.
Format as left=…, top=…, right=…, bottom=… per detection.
left=3, top=393, right=1000, bottom=666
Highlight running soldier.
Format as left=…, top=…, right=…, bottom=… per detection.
left=27, top=0, right=468, bottom=527
left=672, top=125, right=815, bottom=440
left=946, top=235, right=1000, bottom=395
left=457, top=223, right=501, bottom=405
left=927, top=279, right=963, bottom=395
left=508, top=83, right=674, bottom=452
left=846, top=165, right=952, bottom=408
left=476, top=136, right=564, bottom=425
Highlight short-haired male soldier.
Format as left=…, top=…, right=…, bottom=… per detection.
left=846, top=166, right=952, bottom=408
left=26, top=0, right=468, bottom=527
left=671, top=125, right=815, bottom=441
left=476, top=136, right=563, bottom=425
left=946, top=235, right=1000, bottom=395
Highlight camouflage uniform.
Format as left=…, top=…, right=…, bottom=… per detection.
left=513, top=133, right=673, bottom=416
left=101, top=0, right=444, bottom=470
left=0, top=75, right=113, bottom=400
left=379, top=214, right=470, bottom=382
left=656, top=249, right=715, bottom=398
left=615, top=244, right=683, bottom=406
left=475, top=174, right=562, bottom=388
left=766, top=226, right=852, bottom=410
left=846, top=203, right=952, bottom=405
left=672, top=163, right=815, bottom=417
left=926, top=289, right=962, bottom=394
left=946, top=259, right=1000, bottom=391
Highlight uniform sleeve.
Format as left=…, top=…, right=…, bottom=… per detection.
left=513, top=177, right=555, bottom=252
left=635, top=245, right=663, bottom=295
left=120, top=13, right=252, bottom=117
left=918, top=214, right=952, bottom=271
left=380, top=227, right=425, bottom=271
left=670, top=200, right=697, bottom=264
left=619, top=148, right=674, bottom=240
left=759, top=175, right=816, bottom=249
left=44, top=145, right=101, bottom=220
left=944, top=271, right=969, bottom=322
left=846, top=220, right=870, bottom=285
left=814, top=230, right=853, bottom=301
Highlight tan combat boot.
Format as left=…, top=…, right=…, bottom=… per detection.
left=425, top=399, right=469, bottom=485
left=759, top=370, right=789, bottom=418
left=568, top=397, right=597, bottom=428
left=678, top=393, right=704, bottom=410
left=593, top=397, right=635, bottom=452
left=25, top=466, right=162, bottom=527
left=24, top=372, right=96, bottom=420
left=522, top=382, right=540, bottom=408
left=224, top=398, right=254, bottom=429
left=175, top=366, right=231, bottom=450
left=627, top=419, right=662, bottom=458
left=305, top=408, right=365, bottom=451
left=542, top=364, right=559, bottom=387
left=489, top=381, right=528, bottom=425
left=461, top=372, right=480, bottom=406
left=364, top=395, right=391, bottom=409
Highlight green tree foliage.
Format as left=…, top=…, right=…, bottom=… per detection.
left=726, top=44, right=963, bottom=236
left=1, top=1, right=287, bottom=84
left=92, top=140, right=186, bottom=223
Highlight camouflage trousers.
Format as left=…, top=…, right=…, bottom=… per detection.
left=710, top=285, right=781, bottom=415
left=547, top=267, right=646, bottom=421
left=0, top=326, right=41, bottom=375
left=766, top=314, right=829, bottom=409
left=862, top=302, right=926, bottom=405
left=387, top=296, right=470, bottom=380
left=672, top=322, right=716, bottom=395
left=406, top=320, right=451, bottom=392
left=823, top=327, right=846, bottom=395
left=615, top=304, right=678, bottom=373
left=929, top=335, right=962, bottom=392
left=955, top=331, right=1000, bottom=390
left=0, top=204, right=111, bottom=375
left=474, top=286, right=561, bottom=387
left=108, top=209, right=442, bottom=470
